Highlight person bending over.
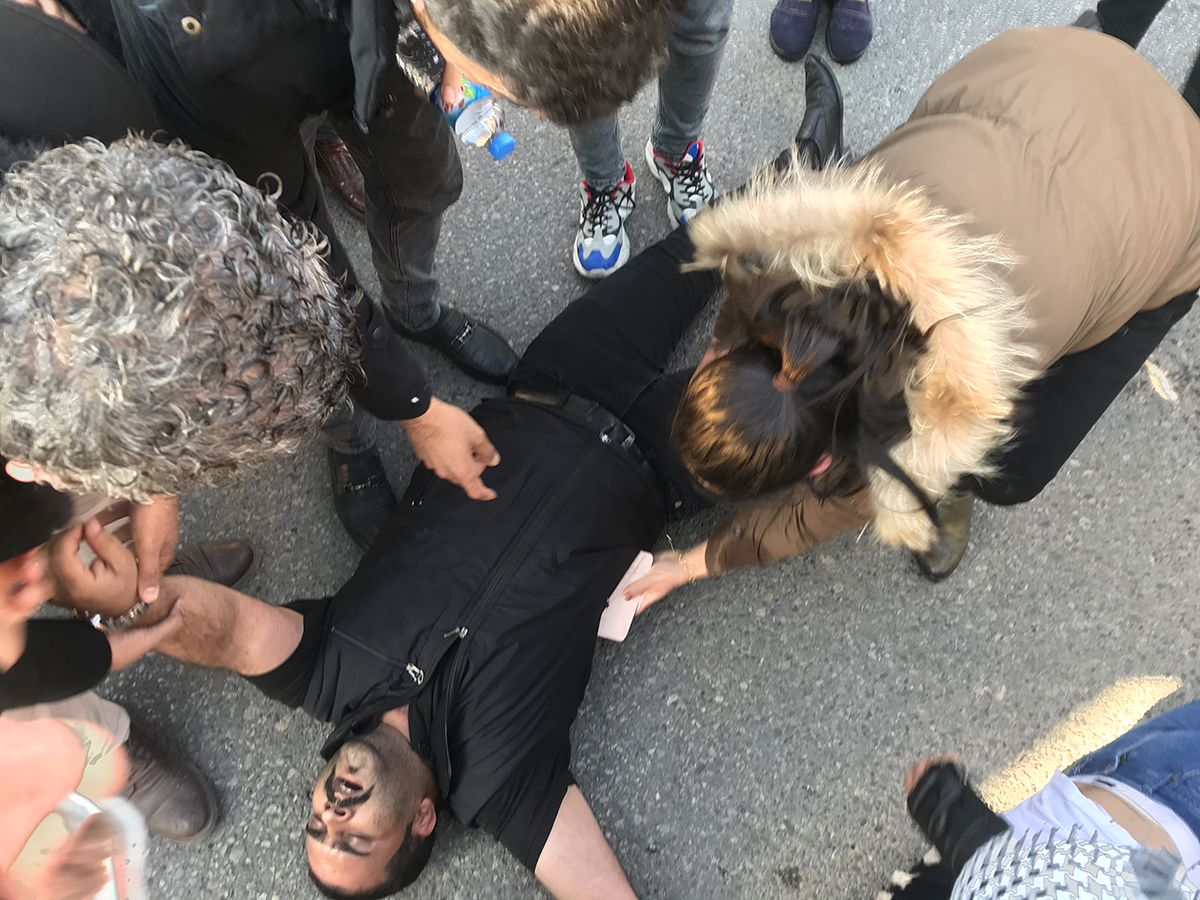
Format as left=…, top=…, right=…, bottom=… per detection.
left=902, top=700, right=1200, bottom=900
left=631, top=26, right=1200, bottom=609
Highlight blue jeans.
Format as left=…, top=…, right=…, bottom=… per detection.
left=568, top=0, right=735, bottom=188
left=1065, top=700, right=1200, bottom=840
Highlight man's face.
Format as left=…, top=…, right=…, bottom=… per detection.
left=305, top=733, right=415, bottom=893
left=0, top=546, right=54, bottom=670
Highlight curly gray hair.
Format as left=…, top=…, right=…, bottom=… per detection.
left=0, top=136, right=360, bottom=501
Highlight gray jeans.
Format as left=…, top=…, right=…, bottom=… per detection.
left=568, top=0, right=735, bottom=188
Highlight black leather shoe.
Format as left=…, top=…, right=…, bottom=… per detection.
left=406, top=306, right=518, bottom=385
left=121, top=721, right=217, bottom=844
left=328, top=446, right=397, bottom=550
left=165, top=541, right=259, bottom=590
left=793, top=55, right=845, bottom=170
left=914, top=490, right=975, bottom=582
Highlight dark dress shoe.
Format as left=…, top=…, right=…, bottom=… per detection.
left=165, top=541, right=259, bottom=590
left=770, top=0, right=821, bottom=61
left=827, top=0, right=874, bottom=63
left=121, top=722, right=218, bottom=844
left=789, top=55, right=845, bottom=170
left=328, top=446, right=397, bottom=550
left=315, top=138, right=366, bottom=217
left=914, top=490, right=976, bottom=582
left=1073, top=8, right=1103, bottom=30
left=406, top=306, right=518, bottom=385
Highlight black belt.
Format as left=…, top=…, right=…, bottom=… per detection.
left=509, top=384, right=646, bottom=467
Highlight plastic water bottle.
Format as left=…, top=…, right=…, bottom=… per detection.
left=435, top=79, right=515, bottom=160
left=395, top=20, right=515, bottom=160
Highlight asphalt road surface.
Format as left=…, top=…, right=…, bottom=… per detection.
left=101, top=0, right=1200, bottom=897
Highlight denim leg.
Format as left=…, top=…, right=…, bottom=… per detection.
left=331, top=66, right=463, bottom=334
left=1065, top=700, right=1200, bottom=839
left=568, top=113, right=628, bottom=190
left=320, top=400, right=379, bottom=454
left=650, top=0, right=734, bottom=161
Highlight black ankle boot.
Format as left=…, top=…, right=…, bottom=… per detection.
left=328, top=446, right=397, bottom=550
left=793, top=55, right=845, bottom=170
left=405, top=306, right=518, bottom=385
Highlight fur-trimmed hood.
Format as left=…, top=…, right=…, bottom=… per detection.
left=688, top=158, right=1039, bottom=552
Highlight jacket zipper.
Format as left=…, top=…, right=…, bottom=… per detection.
left=437, top=442, right=605, bottom=785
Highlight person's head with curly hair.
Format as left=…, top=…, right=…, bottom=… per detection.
left=0, top=136, right=361, bottom=501
left=412, top=0, right=689, bottom=126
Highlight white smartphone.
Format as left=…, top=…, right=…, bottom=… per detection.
left=598, top=550, right=654, bottom=642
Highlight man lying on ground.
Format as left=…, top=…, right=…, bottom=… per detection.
left=102, top=223, right=721, bottom=898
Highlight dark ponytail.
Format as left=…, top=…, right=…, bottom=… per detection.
left=673, top=277, right=938, bottom=519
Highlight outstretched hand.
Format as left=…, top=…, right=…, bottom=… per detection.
left=403, top=397, right=501, bottom=501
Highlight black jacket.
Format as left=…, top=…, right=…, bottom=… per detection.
left=132, top=0, right=402, bottom=126
left=302, top=397, right=667, bottom=826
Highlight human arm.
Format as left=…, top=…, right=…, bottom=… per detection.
left=122, top=575, right=303, bottom=676
left=349, top=298, right=499, bottom=501
left=905, top=755, right=1009, bottom=874
left=626, top=487, right=873, bottom=608
left=534, top=786, right=638, bottom=900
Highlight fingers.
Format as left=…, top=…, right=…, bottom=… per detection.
left=82, top=519, right=135, bottom=577
left=48, top=523, right=92, bottom=593
left=453, top=467, right=498, bottom=502
left=130, top=497, right=178, bottom=604
left=40, top=813, right=119, bottom=900
left=107, top=602, right=185, bottom=670
left=471, top=433, right=501, bottom=469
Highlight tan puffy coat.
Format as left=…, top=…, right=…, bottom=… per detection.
left=691, top=27, right=1200, bottom=573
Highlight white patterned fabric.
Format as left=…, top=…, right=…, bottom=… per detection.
left=951, top=832, right=1200, bottom=900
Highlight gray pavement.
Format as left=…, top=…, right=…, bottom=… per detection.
left=102, top=1, right=1200, bottom=897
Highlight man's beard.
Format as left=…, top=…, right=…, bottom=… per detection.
left=329, top=726, right=428, bottom=827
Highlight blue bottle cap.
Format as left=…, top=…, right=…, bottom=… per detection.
left=487, top=131, right=515, bottom=160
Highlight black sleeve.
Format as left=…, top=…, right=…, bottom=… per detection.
left=242, top=598, right=331, bottom=708
left=907, top=763, right=1011, bottom=874
left=473, top=737, right=576, bottom=871
left=0, top=619, right=111, bottom=712
left=350, top=297, right=432, bottom=421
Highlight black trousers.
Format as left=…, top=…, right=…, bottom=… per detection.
left=511, top=227, right=719, bottom=520
left=965, top=289, right=1196, bottom=505
left=100, top=5, right=462, bottom=334
left=1094, top=0, right=1200, bottom=114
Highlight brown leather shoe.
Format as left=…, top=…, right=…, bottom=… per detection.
left=121, top=722, right=218, bottom=844
left=166, top=541, right=259, bottom=590
left=914, top=490, right=975, bottom=582
left=315, top=138, right=365, bottom=217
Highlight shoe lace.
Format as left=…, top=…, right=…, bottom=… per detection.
left=669, top=152, right=707, bottom=198
left=581, top=182, right=630, bottom=230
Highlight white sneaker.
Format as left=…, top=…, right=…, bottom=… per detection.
left=644, top=138, right=716, bottom=226
left=573, top=160, right=636, bottom=279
